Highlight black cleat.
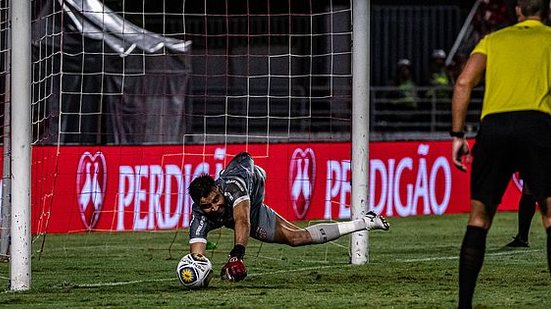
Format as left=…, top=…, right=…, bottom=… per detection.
left=505, top=236, right=529, bottom=248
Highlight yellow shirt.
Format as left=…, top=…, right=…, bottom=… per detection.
left=472, top=20, right=551, bottom=118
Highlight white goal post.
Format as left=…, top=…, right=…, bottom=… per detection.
left=10, top=0, right=32, bottom=291
left=350, top=0, right=370, bottom=265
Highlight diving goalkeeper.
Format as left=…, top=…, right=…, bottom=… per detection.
left=188, top=152, right=390, bottom=282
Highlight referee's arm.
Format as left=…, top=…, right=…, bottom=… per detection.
left=450, top=53, right=486, bottom=171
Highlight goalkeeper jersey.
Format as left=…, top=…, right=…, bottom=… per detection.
left=189, top=152, right=267, bottom=244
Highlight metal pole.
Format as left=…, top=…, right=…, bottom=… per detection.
left=10, top=0, right=31, bottom=291
left=446, top=1, right=481, bottom=66
left=350, top=0, right=370, bottom=265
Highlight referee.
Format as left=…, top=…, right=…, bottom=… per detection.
left=450, top=0, right=551, bottom=307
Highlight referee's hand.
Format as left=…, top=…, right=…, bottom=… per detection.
left=451, top=137, right=470, bottom=172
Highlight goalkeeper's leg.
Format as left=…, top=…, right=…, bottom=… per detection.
left=272, top=211, right=389, bottom=246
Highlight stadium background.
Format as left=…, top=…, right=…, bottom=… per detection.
left=1, top=0, right=526, bottom=234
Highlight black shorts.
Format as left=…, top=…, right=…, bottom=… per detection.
left=471, top=111, right=551, bottom=208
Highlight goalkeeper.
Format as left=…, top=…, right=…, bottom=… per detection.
left=187, top=152, right=390, bottom=282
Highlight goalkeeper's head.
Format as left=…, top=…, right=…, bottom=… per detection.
left=189, top=174, right=225, bottom=217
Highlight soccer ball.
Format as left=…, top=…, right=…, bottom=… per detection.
left=176, top=253, right=213, bottom=289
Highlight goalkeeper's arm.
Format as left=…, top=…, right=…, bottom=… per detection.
left=221, top=199, right=250, bottom=282
left=232, top=199, right=251, bottom=248
left=190, top=242, right=206, bottom=256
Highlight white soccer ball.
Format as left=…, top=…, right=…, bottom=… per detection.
left=176, top=253, right=213, bottom=289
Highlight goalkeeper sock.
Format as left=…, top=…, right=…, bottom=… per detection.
left=305, top=219, right=365, bottom=244
left=458, top=225, right=487, bottom=309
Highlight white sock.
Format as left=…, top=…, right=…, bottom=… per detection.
left=305, top=219, right=365, bottom=244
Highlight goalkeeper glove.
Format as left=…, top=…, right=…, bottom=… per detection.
left=220, top=244, right=247, bottom=282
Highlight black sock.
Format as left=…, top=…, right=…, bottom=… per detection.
left=547, top=227, right=551, bottom=277
left=458, top=225, right=488, bottom=309
left=517, top=194, right=536, bottom=242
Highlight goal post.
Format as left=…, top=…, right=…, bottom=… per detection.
left=350, top=0, right=370, bottom=265
left=10, top=0, right=32, bottom=291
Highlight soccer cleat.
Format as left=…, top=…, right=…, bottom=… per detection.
left=363, top=211, right=390, bottom=231
left=505, top=235, right=529, bottom=248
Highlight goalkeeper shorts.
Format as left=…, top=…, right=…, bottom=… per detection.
left=250, top=203, right=277, bottom=242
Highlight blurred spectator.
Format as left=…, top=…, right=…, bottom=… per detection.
left=474, top=0, right=515, bottom=39
left=383, top=58, right=419, bottom=130
left=426, top=49, right=452, bottom=99
left=391, top=58, right=419, bottom=110
left=423, top=49, right=453, bottom=130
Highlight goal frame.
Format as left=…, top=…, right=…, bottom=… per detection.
left=10, top=0, right=32, bottom=291
left=350, top=0, right=371, bottom=265
left=6, top=0, right=372, bottom=290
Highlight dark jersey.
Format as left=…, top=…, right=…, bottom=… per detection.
left=189, top=152, right=267, bottom=244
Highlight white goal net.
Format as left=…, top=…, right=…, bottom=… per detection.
left=2, top=0, right=365, bottom=290
left=27, top=0, right=354, bottom=233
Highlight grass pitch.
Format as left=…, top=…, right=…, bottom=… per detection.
left=0, top=212, right=549, bottom=308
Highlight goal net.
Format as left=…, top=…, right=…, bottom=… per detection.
left=0, top=0, right=9, bottom=263
left=3, top=0, right=361, bottom=289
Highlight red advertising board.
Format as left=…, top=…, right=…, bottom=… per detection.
left=26, top=140, right=522, bottom=234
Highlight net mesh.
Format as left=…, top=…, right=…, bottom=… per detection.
left=27, top=0, right=352, bottom=235
left=1, top=0, right=354, bottom=278
left=0, top=0, right=9, bottom=261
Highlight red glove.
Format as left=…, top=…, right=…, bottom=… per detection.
left=220, top=256, right=247, bottom=282
left=220, top=245, right=247, bottom=282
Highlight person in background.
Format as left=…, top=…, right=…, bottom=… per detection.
left=385, top=58, right=419, bottom=130
left=427, top=49, right=452, bottom=95
left=392, top=58, right=419, bottom=111
left=450, top=0, right=551, bottom=307
left=426, top=49, right=453, bottom=129
left=506, top=182, right=537, bottom=247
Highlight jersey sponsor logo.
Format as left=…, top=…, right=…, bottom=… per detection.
left=226, top=177, right=247, bottom=192
left=194, top=216, right=206, bottom=236
left=76, top=151, right=107, bottom=230
left=223, top=191, right=235, bottom=203
left=289, top=147, right=316, bottom=219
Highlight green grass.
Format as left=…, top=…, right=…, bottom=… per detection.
left=0, top=212, right=549, bottom=308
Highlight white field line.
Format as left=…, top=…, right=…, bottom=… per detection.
left=6, top=249, right=541, bottom=289
left=396, top=248, right=542, bottom=263
left=74, top=264, right=348, bottom=288
left=249, top=264, right=348, bottom=277
left=76, top=278, right=174, bottom=288
left=252, top=254, right=332, bottom=263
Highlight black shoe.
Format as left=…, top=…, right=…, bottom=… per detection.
left=505, top=236, right=529, bottom=248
